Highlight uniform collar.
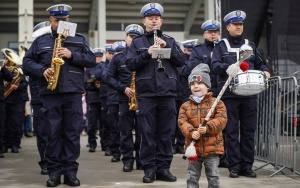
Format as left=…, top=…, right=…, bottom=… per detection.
left=228, top=34, right=243, bottom=44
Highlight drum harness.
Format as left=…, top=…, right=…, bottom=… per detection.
left=222, top=38, right=248, bottom=61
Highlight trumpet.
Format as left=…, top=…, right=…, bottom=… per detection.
left=153, top=26, right=165, bottom=72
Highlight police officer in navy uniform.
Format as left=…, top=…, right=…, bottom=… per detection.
left=24, top=21, right=51, bottom=175
left=126, top=2, right=185, bottom=183
left=23, top=4, right=96, bottom=187
left=211, top=10, right=271, bottom=178
left=2, top=49, right=28, bottom=154
left=103, top=24, right=144, bottom=172
left=0, top=60, right=13, bottom=158
left=95, top=44, right=114, bottom=156
left=182, top=20, right=221, bottom=95
left=173, top=39, right=198, bottom=155
left=105, top=41, right=127, bottom=163
left=84, top=48, right=105, bottom=153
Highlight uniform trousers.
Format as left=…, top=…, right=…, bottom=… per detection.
left=87, top=102, right=101, bottom=148
left=99, top=98, right=111, bottom=150
left=3, top=102, right=24, bottom=148
left=42, top=93, right=82, bottom=176
left=32, top=103, right=47, bottom=169
left=119, top=101, right=141, bottom=166
left=107, top=104, right=120, bottom=158
left=222, top=97, right=257, bottom=172
left=137, top=97, right=176, bottom=173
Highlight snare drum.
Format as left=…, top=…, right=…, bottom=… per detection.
left=231, top=70, right=268, bottom=96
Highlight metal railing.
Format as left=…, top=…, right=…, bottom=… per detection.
left=255, top=76, right=300, bottom=176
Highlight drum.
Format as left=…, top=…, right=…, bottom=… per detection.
left=231, top=70, right=268, bottom=96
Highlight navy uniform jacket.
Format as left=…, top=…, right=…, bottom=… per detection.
left=211, top=35, right=269, bottom=98
left=95, top=60, right=108, bottom=99
left=23, top=30, right=96, bottom=95
left=84, top=66, right=100, bottom=104
left=102, top=48, right=131, bottom=102
left=5, top=75, right=28, bottom=104
left=0, top=66, right=13, bottom=101
left=126, top=30, right=185, bottom=98
left=176, top=53, right=190, bottom=101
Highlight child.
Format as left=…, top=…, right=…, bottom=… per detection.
left=178, top=64, right=227, bottom=188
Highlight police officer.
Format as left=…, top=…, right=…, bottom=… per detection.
left=211, top=10, right=270, bottom=178
left=23, top=4, right=96, bottom=187
left=2, top=49, right=28, bottom=154
left=173, top=39, right=198, bottom=155
left=104, top=41, right=126, bottom=163
left=126, top=2, right=185, bottom=183
left=103, top=24, right=144, bottom=172
left=183, top=19, right=221, bottom=95
left=24, top=21, right=51, bottom=175
left=0, top=60, right=13, bottom=158
left=96, top=44, right=115, bottom=156
left=84, top=48, right=105, bottom=153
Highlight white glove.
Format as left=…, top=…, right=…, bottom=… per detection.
left=226, top=62, right=241, bottom=77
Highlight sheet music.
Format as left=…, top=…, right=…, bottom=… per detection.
left=57, top=21, right=77, bottom=37
left=152, top=48, right=171, bottom=59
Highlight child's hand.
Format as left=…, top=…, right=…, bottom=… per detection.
left=198, top=126, right=207, bottom=134
left=192, top=131, right=200, bottom=140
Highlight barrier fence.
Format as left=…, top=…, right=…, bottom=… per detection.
left=255, top=76, right=300, bottom=176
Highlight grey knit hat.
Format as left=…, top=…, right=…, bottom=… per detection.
left=188, top=64, right=211, bottom=88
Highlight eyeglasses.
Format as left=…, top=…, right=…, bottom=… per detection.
left=189, top=75, right=202, bottom=83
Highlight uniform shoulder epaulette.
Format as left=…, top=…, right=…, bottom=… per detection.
left=75, top=33, right=85, bottom=38
left=35, top=32, right=51, bottom=40
left=194, top=43, right=204, bottom=48
left=162, top=33, right=173, bottom=39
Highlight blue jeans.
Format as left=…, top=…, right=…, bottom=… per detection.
left=187, top=154, right=220, bottom=188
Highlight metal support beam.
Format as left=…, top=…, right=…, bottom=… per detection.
left=98, top=0, right=106, bottom=48
left=204, top=0, right=215, bottom=20
left=89, top=0, right=97, bottom=30
left=183, top=0, right=203, bottom=38
left=18, top=0, right=33, bottom=51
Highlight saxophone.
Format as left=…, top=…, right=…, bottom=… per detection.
left=128, top=71, right=138, bottom=111
left=47, top=30, right=68, bottom=90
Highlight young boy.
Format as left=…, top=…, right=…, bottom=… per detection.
left=178, top=63, right=227, bottom=188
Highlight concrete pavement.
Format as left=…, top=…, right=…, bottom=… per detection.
left=0, top=136, right=299, bottom=188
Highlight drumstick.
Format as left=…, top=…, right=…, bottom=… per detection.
left=184, top=44, right=253, bottom=163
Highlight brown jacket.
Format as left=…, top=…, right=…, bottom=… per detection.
left=178, top=92, right=227, bottom=157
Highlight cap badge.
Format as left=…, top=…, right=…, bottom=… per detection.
left=150, top=3, right=155, bottom=8
left=58, top=6, right=64, bottom=11
left=236, top=10, right=241, bottom=17
left=133, top=25, right=138, bottom=31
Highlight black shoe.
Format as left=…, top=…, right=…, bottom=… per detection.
left=156, top=170, right=177, bottom=182
left=46, top=176, right=61, bottom=187
left=240, top=168, right=257, bottom=178
left=111, top=156, right=120, bottom=162
left=41, top=167, right=48, bottom=175
left=229, top=169, right=239, bottom=178
left=176, top=146, right=185, bottom=154
left=105, top=149, right=112, bottom=156
left=24, top=132, right=34, bottom=137
left=123, top=163, right=133, bottom=172
left=89, top=147, right=96, bottom=152
left=64, top=175, right=80, bottom=186
left=143, top=171, right=155, bottom=183
left=0, top=152, right=4, bottom=158
left=219, top=158, right=230, bottom=168
left=11, top=146, right=19, bottom=153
